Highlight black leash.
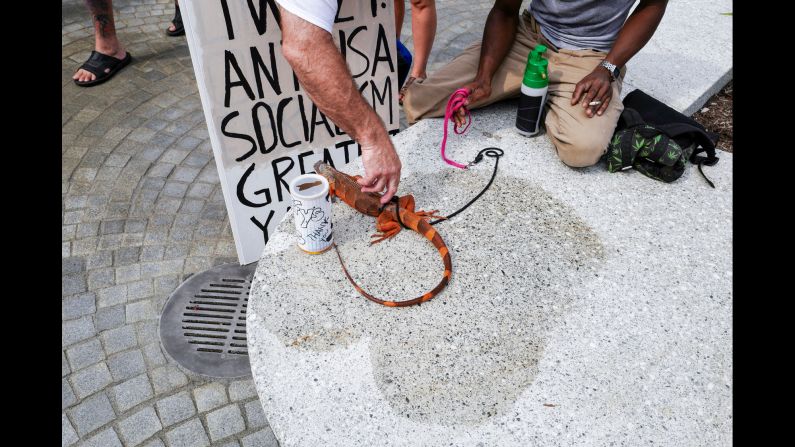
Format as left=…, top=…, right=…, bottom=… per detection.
left=375, top=146, right=504, bottom=227
left=431, top=147, right=504, bottom=225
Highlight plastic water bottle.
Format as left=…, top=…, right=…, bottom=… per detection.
left=516, top=44, right=549, bottom=136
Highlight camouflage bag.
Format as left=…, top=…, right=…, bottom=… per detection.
left=606, top=90, right=720, bottom=187
left=605, top=110, right=694, bottom=183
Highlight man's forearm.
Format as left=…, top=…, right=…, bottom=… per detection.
left=605, top=0, right=668, bottom=68
left=475, top=1, right=522, bottom=83
left=280, top=8, right=388, bottom=148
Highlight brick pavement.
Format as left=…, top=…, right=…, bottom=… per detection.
left=62, top=0, right=496, bottom=445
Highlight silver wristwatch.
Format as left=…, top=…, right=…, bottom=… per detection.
left=599, top=60, right=621, bottom=81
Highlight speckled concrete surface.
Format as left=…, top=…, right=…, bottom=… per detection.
left=248, top=101, right=732, bottom=446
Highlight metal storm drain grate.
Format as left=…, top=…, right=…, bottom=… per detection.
left=159, top=263, right=258, bottom=378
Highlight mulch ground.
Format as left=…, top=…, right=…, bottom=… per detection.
left=691, top=81, right=733, bottom=153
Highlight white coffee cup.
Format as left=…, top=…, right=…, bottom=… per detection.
left=288, top=173, right=333, bottom=254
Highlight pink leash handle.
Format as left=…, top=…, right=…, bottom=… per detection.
left=440, top=88, right=472, bottom=169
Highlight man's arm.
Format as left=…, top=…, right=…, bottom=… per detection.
left=455, top=0, right=523, bottom=127
left=573, top=0, right=668, bottom=117
left=279, top=6, right=401, bottom=205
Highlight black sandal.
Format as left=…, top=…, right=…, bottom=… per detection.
left=166, top=5, right=185, bottom=36
left=73, top=51, right=133, bottom=87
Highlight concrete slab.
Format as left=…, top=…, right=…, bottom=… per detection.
left=620, top=0, right=733, bottom=114
left=248, top=101, right=732, bottom=446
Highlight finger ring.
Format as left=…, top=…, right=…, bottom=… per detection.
left=588, top=100, right=602, bottom=106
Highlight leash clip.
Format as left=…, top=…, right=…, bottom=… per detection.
left=466, top=153, right=485, bottom=169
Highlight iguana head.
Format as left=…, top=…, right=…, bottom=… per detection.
left=313, top=161, right=337, bottom=181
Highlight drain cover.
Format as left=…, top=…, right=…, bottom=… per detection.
left=159, top=263, right=257, bottom=378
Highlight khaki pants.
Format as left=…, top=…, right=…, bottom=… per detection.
left=402, top=11, right=625, bottom=167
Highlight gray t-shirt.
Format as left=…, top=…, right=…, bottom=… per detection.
left=529, top=0, right=636, bottom=52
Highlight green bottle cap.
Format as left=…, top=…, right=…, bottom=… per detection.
left=522, top=44, right=548, bottom=88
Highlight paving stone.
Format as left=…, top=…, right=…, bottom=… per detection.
left=99, top=233, right=124, bottom=250
left=62, top=224, right=77, bottom=241
left=229, top=379, right=258, bottom=401
left=150, top=365, right=189, bottom=394
left=156, top=197, right=183, bottom=213
left=63, top=210, right=83, bottom=225
left=88, top=267, right=115, bottom=289
left=98, top=285, right=128, bottom=308
left=244, top=399, right=267, bottom=429
left=70, top=361, right=113, bottom=399
left=141, top=259, right=184, bottom=277
left=127, top=300, right=157, bottom=323
left=66, top=392, right=116, bottom=436
left=186, top=182, right=214, bottom=198
left=218, top=442, right=241, bottom=447
left=147, top=162, right=176, bottom=178
left=101, top=219, right=126, bottom=234
left=62, top=292, right=96, bottom=320
left=141, top=439, right=166, bottom=447
left=114, top=246, right=142, bottom=265
left=62, top=413, right=78, bottom=447
left=65, top=338, right=104, bottom=371
left=116, top=264, right=142, bottom=283
left=163, top=181, right=189, bottom=197
left=62, top=378, right=77, bottom=410
left=63, top=351, right=70, bottom=377
left=62, top=274, right=87, bottom=296
left=183, top=153, right=211, bottom=168
left=76, top=222, right=99, bottom=238
left=241, top=427, right=279, bottom=447
left=119, top=406, right=163, bottom=447
left=108, top=349, right=147, bottom=381
left=165, top=418, right=210, bottom=447
left=128, top=279, right=155, bottom=300
left=193, top=382, right=228, bottom=413
left=125, top=218, right=148, bottom=233
left=62, top=256, right=86, bottom=275
left=156, top=391, right=196, bottom=427
left=101, top=324, right=138, bottom=354
left=62, top=316, right=96, bottom=347
left=142, top=342, right=167, bottom=367
left=141, top=245, right=166, bottom=262
left=154, top=275, right=180, bottom=296
left=177, top=196, right=206, bottom=215
left=136, top=320, right=161, bottom=345
left=172, top=166, right=200, bottom=183
left=164, top=244, right=191, bottom=259
left=81, top=428, right=123, bottom=447
left=86, top=250, right=113, bottom=269
left=95, top=304, right=126, bottom=331
left=160, top=149, right=190, bottom=164
left=112, top=373, right=155, bottom=413
left=206, top=404, right=246, bottom=442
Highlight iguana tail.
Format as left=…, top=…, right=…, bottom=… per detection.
left=333, top=219, right=452, bottom=307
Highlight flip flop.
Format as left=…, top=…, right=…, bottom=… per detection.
left=166, top=6, right=185, bottom=36
left=73, top=51, right=133, bottom=87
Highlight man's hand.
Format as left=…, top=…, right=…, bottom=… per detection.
left=454, top=79, right=492, bottom=128
left=357, top=137, right=402, bottom=205
left=279, top=4, right=402, bottom=204
left=571, top=66, right=613, bottom=118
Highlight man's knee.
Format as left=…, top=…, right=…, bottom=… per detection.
left=548, top=131, right=609, bottom=168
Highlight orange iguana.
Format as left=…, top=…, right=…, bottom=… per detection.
left=314, top=161, right=452, bottom=307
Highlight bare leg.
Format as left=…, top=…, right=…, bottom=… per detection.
left=409, top=0, right=436, bottom=79
left=72, top=0, right=127, bottom=83
left=394, top=0, right=405, bottom=39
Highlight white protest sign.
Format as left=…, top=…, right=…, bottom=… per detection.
left=181, top=0, right=399, bottom=264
